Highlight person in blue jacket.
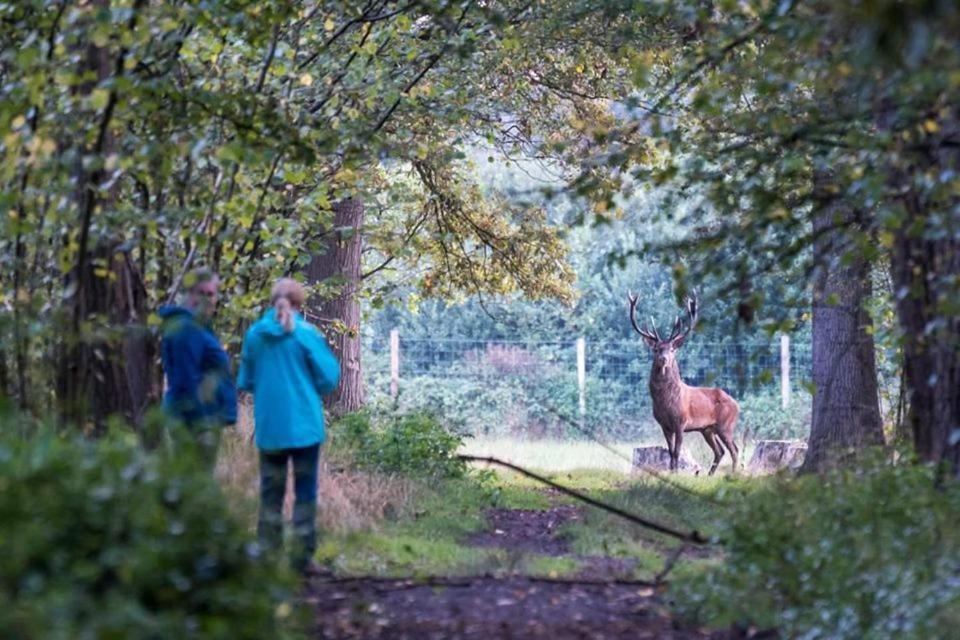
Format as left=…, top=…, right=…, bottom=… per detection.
left=158, top=268, right=237, bottom=468
left=238, top=278, right=341, bottom=574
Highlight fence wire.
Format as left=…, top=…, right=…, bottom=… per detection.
left=363, top=335, right=819, bottom=442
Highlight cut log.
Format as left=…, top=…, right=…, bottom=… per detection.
left=748, top=440, right=807, bottom=473
left=632, top=446, right=701, bottom=474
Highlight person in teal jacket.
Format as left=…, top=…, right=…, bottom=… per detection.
left=237, top=278, right=340, bottom=574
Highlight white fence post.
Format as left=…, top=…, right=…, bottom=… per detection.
left=390, top=329, right=400, bottom=400
left=577, top=337, right=587, bottom=427
left=780, top=334, right=791, bottom=409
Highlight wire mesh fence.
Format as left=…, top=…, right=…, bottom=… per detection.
left=362, top=334, right=821, bottom=442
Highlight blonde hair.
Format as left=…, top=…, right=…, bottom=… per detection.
left=270, top=278, right=306, bottom=333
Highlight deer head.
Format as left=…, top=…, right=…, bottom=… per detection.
left=628, top=292, right=698, bottom=376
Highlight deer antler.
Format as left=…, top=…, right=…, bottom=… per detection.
left=628, top=292, right=660, bottom=343
left=649, top=316, right=662, bottom=341
left=667, top=292, right=699, bottom=344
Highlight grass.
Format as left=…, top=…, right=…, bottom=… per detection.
left=303, top=465, right=745, bottom=580
left=215, top=418, right=758, bottom=581
left=558, top=474, right=748, bottom=581
left=214, top=414, right=960, bottom=638
left=460, top=435, right=758, bottom=476
left=217, top=405, right=417, bottom=536
left=315, top=532, right=504, bottom=577
left=522, top=555, right=581, bottom=577
left=310, top=476, right=548, bottom=577
left=460, top=437, right=636, bottom=472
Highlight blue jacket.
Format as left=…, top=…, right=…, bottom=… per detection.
left=159, top=306, right=237, bottom=426
left=237, top=309, right=341, bottom=451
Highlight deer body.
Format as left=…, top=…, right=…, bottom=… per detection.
left=630, top=293, right=740, bottom=474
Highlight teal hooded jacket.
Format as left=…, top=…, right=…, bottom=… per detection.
left=237, top=309, right=341, bottom=451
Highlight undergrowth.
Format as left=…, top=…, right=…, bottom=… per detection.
left=673, top=453, right=960, bottom=640
left=0, top=411, right=301, bottom=640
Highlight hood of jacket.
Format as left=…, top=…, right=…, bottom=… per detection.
left=158, top=305, right=194, bottom=320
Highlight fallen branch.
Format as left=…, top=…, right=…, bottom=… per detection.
left=458, top=455, right=714, bottom=545
left=308, top=573, right=656, bottom=591
left=653, top=544, right=687, bottom=585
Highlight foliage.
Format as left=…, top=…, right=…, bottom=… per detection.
left=737, top=393, right=810, bottom=442
left=568, top=0, right=960, bottom=467
left=330, top=410, right=466, bottom=479
left=674, top=455, right=960, bottom=639
left=363, top=336, right=811, bottom=442
left=368, top=366, right=659, bottom=442
left=0, top=419, right=300, bottom=640
left=367, top=152, right=813, bottom=349
left=0, top=0, right=599, bottom=422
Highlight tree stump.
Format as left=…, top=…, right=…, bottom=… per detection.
left=748, top=440, right=807, bottom=473
left=632, top=446, right=701, bottom=474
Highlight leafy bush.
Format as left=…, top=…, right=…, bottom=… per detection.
left=0, top=422, right=300, bottom=640
left=737, top=392, right=810, bottom=441
left=331, top=410, right=466, bottom=479
left=673, top=454, right=960, bottom=639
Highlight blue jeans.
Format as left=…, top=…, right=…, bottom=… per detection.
left=258, top=443, right=320, bottom=569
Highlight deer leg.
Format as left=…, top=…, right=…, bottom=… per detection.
left=659, top=424, right=674, bottom=464
left=717, top=429, right=740, bottom=473
left=672, top=428, right=684, bottom=472
left=702, top=429, right=724, bottom=476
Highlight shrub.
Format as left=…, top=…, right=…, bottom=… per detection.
left=737, top=392, right=810, bottom=441
left=0, top=421, right=300, bottom=640
left=673, top=454, right=960, bottom=639
left=330, top=410, right=466, bottom=479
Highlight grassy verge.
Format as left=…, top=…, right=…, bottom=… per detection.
left=560, top=473, right=744, bottom=581
left=313, top=474, right=580, bottom=577
left=307, top=464, right=743, bottom=580
left=217, top=416, right=746, bottom=581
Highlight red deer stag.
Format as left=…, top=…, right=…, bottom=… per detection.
left=628, top=293, right=740, bottom=474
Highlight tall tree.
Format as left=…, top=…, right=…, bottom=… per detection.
left=802, top=168, right=884, bottom=472
left=305, top=197, right=365, bottom=416
left=58, top=0, right=151, bottom=428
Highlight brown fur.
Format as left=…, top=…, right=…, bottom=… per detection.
left=648, top=348, right=740, bottom=475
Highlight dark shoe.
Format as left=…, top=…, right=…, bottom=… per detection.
left=299, top=559, right=331, bottom=578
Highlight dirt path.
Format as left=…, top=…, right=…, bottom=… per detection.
left=307, top=575, right=733, bottom=639
left=307, top=500, right=745, bottom=638
left=468, top=505, right=638, bottom=579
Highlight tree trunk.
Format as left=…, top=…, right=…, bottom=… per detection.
left=304, top=197, right=365, bottom=416
left=801, top=169, right=885, bottom=472
left=890, top=194, right=960, bottom=477
left=58, top=3, right=151, bottom=430
left=0, top=345, right=9, bottom=401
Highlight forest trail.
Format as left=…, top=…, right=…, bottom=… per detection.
left=306, top=496, right=753, bottom=639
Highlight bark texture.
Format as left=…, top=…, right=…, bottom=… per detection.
left=890, top=193, right=960, bottom=476
left=58, top=4, right=152, bottom=429
left=802, top=170, right=885, bottom=472
left=305, top=197, right=365, bottom=416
